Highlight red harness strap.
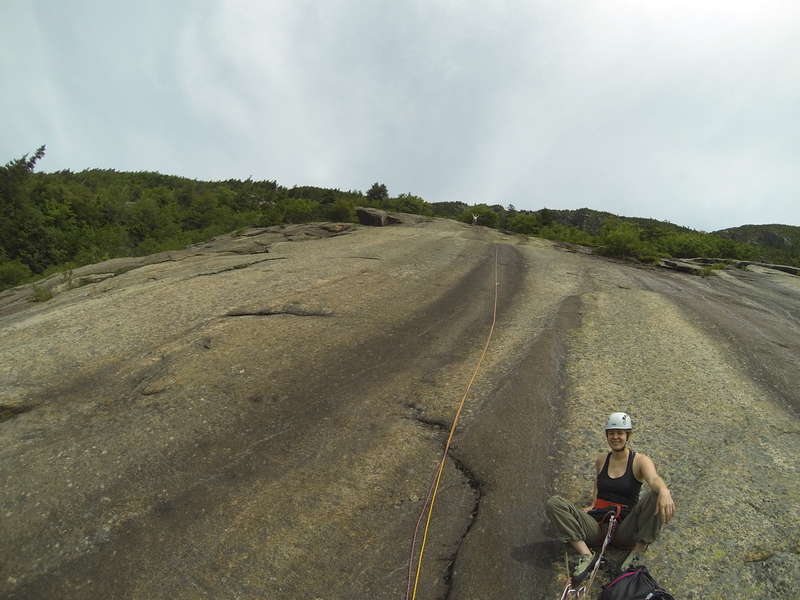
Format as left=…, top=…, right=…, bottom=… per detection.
left=588, top=499, right=635, bottom=549
left=593, top=498, right=624, bottom=517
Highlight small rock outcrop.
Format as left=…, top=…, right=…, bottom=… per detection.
left=659, top=259, right=705, bottom=275
left=660, top=257, right=800, bottom=277
left=356, top=207, right=403, bottom=227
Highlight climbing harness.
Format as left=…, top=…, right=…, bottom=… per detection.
left=405, top=242, right=500, bottom=600
left=559, top=513, right=617, bottom=600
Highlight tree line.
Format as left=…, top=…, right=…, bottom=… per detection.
left=0, top=147, right=431, bottom=290
left=460, top=204, right=799, bottom=266
left=1, top=146, right=797, bottom=292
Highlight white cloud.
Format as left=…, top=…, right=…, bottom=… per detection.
left=2, top=0, right=799, bottom=229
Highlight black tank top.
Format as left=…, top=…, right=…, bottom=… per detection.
left=597, top=450, right=642, bottom=507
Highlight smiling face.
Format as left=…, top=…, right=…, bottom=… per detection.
left=606, top=428, right=631, bottom=452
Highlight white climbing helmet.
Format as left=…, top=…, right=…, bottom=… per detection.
left=605, top=412, right=632, bottom=431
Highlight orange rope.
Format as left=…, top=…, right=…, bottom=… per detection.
left=407, top=242, right=500, bottom=599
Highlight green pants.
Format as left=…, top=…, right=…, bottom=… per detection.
left=545, top=491, right=663, bottom=548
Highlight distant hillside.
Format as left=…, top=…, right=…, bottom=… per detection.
left=713, top=224, right=800, bottom=254
left=533, top=207, right=694, bottom=237
left=429, top=204, right=799, bottom=267
left=511, top=206, right=798, bottom=263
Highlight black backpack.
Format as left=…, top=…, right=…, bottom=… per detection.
left=600, top=566, right=675, bottom=600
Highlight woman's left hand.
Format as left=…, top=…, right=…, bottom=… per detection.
left=655, top=490, right=675, bottom=524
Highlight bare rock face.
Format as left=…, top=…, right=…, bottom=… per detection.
left=2, top=218, right=800, bottom=599
left=0, top=223, right=356, bottom=318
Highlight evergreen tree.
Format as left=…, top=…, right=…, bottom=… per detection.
left=366, top=182, right=388, bottom=203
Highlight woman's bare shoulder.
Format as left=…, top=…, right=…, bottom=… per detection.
left=632, top=452, right=656, bottom=479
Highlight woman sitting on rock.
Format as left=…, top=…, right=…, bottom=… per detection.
left=545, top=412, right=676, bottom=581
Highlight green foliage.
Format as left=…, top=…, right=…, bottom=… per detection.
left=29, top=284, right=53, bottom=302
left=0, top=260, right=33, bottom=288
left=560, top=226, right=595, bottom=246
left=538, top=208, right=555, bottom=228
left=3, top=146, right=795, bottom=295
left=597, top=221, right=646, bottom=258
left=389, top=193, right=432, bottom=216
left=700, top=265, right=717, bottom=278
left=281, top=197, right=313, bottom=223
left=366, top=182, right=388, bottom=203
left=447, top=203, right=782, bottom=269
left=592, top=219, right=754, bottom=263
left=709, top=237, right=743, bottom=260
left=507, top=213, right=540, bottom=235
left=430, top=201, right=470, bottom=218
left=714, top=223, right=800, bottom=266
left=536, top=224, right=568, bottom=241
left=321, top=199, right=356, bottom=223
left=457, top=205, right=500, bottom=228
left=359, top=185, right=433, bottom=217
left=0, top=147, right=370, bottom=291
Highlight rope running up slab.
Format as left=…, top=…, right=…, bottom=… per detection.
left=406, top=240, right=500, bottom=600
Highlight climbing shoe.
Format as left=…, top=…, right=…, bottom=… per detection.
left=572, top=552, right=597, bottom=581
left=620, top=550, right=642, bottom=572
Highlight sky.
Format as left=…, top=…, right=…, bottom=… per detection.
left=2, top=1, right=799, bottom=232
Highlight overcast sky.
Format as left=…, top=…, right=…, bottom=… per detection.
left=2, top=1, right=799, bottom=232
